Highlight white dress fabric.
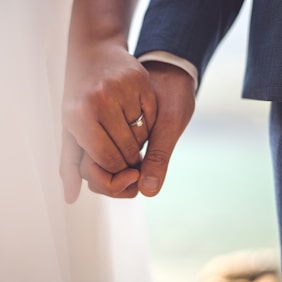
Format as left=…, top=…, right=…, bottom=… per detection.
left=0, top=1, right=151, bottom=281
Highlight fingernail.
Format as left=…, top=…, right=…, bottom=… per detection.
left=142, top=176, right=159, bottom=192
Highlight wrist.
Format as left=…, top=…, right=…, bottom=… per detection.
left=143, top=61, right=196, bottom=113
left=143, top=61, right=195, bottom=88
left=69, top=0, right=132, bottom=50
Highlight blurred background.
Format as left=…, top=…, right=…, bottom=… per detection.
left=129, top=0, right=280, bottom=281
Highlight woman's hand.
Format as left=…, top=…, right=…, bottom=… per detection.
left=61, top=42, right=156, bottom=202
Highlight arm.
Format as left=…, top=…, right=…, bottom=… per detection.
left=132, top=0, right=244, bottom=195
left=61, top=0, right=156, bottom=202
left=135, top=0, right=244, bottom=84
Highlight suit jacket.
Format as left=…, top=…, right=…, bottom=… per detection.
left=134, top=0, right=282, bottom=101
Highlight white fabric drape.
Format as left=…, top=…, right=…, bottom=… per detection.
left=0, top=1, right=151, bottom=281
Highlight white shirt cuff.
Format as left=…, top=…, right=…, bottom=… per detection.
left=138, top=50, right=198, bottom=90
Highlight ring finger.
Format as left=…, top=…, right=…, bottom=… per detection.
left=101, top=105, right=147, bottom=167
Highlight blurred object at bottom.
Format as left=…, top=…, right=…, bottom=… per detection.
left=198, top=249, right=280, bottom=282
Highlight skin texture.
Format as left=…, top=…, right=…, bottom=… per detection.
left=61, top=0, right=156, bottom=202
left=60, top=0, right=195, bottom=203
left=137, top=61, right=195, bottom=197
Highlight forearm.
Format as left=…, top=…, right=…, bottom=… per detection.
left=69, top=0, right=136, bottom=49
left=135, top=0, right=244, bottom=84
left=138, top=51, right=198, bottom=90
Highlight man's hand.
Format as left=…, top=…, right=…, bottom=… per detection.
left=137, top=62, right=196, bottom=196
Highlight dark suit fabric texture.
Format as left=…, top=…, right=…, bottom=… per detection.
left=135, top=0, right=282, bottom=260
left=134, top=0, right=282, bottom=101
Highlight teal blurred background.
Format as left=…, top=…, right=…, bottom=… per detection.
left=129, top=1, right=280, bottom=280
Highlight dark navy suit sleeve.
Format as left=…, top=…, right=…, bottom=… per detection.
left=243, top=1, right=282, bottom=101
left=135, top=0, right=244, bottom=85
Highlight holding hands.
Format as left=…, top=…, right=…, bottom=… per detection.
left=61, top=41, right=156, bottom=202
left=60, top=0, right=195, bottom=203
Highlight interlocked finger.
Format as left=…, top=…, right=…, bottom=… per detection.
left=80, top=153, right=139, bottom=198
left=100, top=106, right=146, bottom=167
left=128, top=112, right=148, bottom=149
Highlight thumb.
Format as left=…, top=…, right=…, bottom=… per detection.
left=60, top=130, right=83, bottom=203
left=138, top=118, right=179, bottom=197
left=138, top=62, right=196, bottom=197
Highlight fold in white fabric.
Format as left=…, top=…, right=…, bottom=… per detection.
left=0, top=1, right=151, bottom=281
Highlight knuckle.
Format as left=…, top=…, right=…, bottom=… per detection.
left=90, top=81, right=109, bottom=102
left=86, top=82, right=112, bottom=114
left=106, top=188, right=119, bottom=197
left=63, top=81, right=112, bottom=123
left=103, top=153, right=126, bottom=174
left=160, top=107, right=191, bottom=133
left=63, top=97, right=91, bottom=126
left=126, top=66, right=150, bottom=86
left=100, top=182, right=120, bottom=197
left=133, top=67, right=149, bottom=80
left=145, top=149, right=169, bottom=168
left=123, top=142, right=140, bottom=165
